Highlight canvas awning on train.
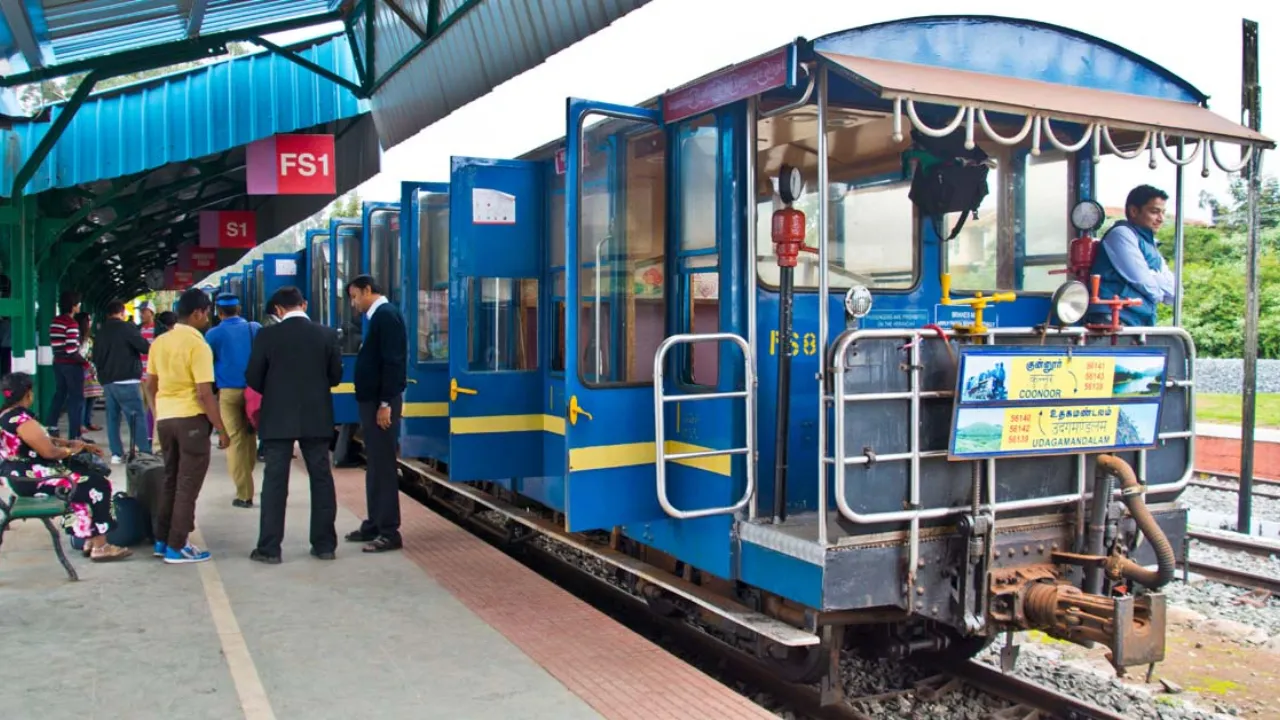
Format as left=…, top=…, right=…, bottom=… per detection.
left=820, top=51, right=1275, bottom=149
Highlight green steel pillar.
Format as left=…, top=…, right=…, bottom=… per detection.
left=0, top=199, right=37, bottom=383
left=35, top=269, right=60, bottom=421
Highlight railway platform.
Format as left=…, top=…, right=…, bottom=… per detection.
left=0, top=444, right=771, bottom=720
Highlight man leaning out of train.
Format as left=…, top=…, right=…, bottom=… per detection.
left=1085, top=184, right=1176, bottom=327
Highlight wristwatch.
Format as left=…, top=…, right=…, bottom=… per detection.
left=379, top=401, right=390, bottom=409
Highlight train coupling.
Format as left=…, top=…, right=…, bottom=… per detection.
left=991, top=567, right=1166, bottom=671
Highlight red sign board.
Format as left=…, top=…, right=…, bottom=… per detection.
left=553, top=146, right=592, bottom=176
left=246, top=133, right=337, bottom=195
left=199, top=210, right=256, bottom=249
left=178, top=243, right=217, bottom=272
left=662, top=48, right=790, bottom=124
left=173, top=270, right=194, bottom=290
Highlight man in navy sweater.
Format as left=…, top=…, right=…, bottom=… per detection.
left=344, top=274, right=407, bottom=552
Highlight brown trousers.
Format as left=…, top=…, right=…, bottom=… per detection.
left=155, top=414, right=212, bottom=551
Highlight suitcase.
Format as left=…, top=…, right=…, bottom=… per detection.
left=125, top=450, right=165, bottom=542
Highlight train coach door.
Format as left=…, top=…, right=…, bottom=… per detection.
left=400, top=181, right=452, bottom=462
left=328, top=218, right=363, bottom=445
left=562, top=99, right=670, bottom=532
left=446, top=157, right=546, bottom=481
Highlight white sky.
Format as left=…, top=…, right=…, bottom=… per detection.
left=275, top=0, right=1280, bottom=223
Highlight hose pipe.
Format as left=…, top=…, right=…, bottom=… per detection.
left=1095, top=454, right=1176, bottom=590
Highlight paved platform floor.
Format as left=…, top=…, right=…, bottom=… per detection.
left=1, top=437, right=771, bottom=720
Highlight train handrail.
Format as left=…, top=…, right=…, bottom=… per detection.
left=653, top=333, right=757, bottom=520
left=823, top=326, right=1196, bottom=554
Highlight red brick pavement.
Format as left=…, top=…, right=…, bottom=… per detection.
left=329, top=466, right=774, bottom=720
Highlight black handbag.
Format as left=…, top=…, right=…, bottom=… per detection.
left=64, top=449, right=112, bottom=478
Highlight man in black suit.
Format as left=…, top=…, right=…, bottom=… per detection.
left=244, top=286, right=343, bottom=563
left=344, top=274, right=407, bottom=553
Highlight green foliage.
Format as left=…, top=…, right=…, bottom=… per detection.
left=1155, top=174, right=1280, bottom=358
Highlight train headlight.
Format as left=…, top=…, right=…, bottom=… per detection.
left=1051, top=280, right=1090, bottom=325
left=844, top=285, right=873, bottom=319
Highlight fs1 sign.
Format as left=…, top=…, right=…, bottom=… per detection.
left=199, top=210, right=257, bottom=249
left=247, top=133, right=336, bottom=195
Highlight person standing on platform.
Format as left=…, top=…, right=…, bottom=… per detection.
left=138, top=301, right=156, bottom=445
left=204, top=294, right=261, bottom=508
left=144, top=288, right=229, bottom=564
left=76, top=312, right=103, bottom=433
left=92, top=301, right=153, bottom=463
left=48, top=291, right=84, bottom=439
left=245, top=286, right=342, bottom=563
left=344, top=275, right=406, bottom=553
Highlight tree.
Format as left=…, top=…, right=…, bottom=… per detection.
left=14, top=42, right=258, bottom=116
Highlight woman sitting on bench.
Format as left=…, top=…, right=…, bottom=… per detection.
left=1, top=372, right=131, bottom=562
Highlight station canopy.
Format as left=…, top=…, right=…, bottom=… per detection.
left=0, top=0, right=654, bottom=305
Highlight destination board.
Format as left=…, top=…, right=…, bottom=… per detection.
left=948, top=346, right=1168, bottom=460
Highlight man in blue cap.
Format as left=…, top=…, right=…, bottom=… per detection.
left=204, top=293, right=261, bottom=507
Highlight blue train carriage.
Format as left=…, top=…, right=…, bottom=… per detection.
left=399, top=181, right=452, bottom=462
left=328, top=215, right=365, bottom=464
left=393, top=15, right=1272, bottom=699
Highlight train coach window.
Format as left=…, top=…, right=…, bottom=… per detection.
left=755, top=180, right=917, bottom=290
left=417, top=193, right=450, bottom=363
left=946, top=150, right=1072, bottom=294
left=578, top=118, right=666, bottom=387
left=465, top=278, right=538, bottom=371
left=335, top=227, right=363, bottom=354
left=1021, top=155, right=1071, bottom=292
left=309, top=235, right=330, bottom=324
left=369, top=209, right=400, bottom=304
left=677, top=115, right=721, bottom=387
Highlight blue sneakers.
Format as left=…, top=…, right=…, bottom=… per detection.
left=163, top=543, right=211, bottom=564
left=153, top=541, right=167, bottom=558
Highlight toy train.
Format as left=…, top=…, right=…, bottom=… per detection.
left=215, top=15, right=1273, bottom=701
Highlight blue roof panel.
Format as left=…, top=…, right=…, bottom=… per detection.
left=0, top=34, right=365, bottom=196
left=0, top=0, right=334, bottom=73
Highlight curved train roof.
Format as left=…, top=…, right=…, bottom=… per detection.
left=812, top=15, right=1207, bottom=104
left=523, top=14, right=1269, bottom=161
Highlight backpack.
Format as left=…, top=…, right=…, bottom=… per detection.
left=905, top=128, right=992, bottom=241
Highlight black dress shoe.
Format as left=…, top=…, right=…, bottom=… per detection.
left=310, top=549, right=336, bottom=560
left=362, top=536, right=403, bottom=553
left=345, top=529, right=376, bottom=543
left=232, top=498, right=254, bottom=508
left=249, top=549, right=281, bottom=564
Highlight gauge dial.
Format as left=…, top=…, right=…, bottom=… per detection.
left=778, top=164, right=803, bottom=205
left=1070, top=199, right=1105, bottom=233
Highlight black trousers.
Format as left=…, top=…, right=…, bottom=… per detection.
left=358, top=398, right=401, bottom=542
left=256, top=437, right=337, bottom=556
left=49, top=362, right=84, bottom=439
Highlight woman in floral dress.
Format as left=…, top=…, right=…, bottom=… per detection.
left=0, top=372, right=131, bottom=561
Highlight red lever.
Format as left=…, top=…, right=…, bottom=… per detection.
left=1085, top=274, right=1143, bottom=333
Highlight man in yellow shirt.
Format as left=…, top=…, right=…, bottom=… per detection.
left=144, top=288, right=229, bottom=564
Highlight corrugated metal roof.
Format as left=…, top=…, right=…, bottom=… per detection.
left=0, top=0, right=336, bottom=74
left=1, top=34, right=365, bottom=196
left=367, top=0, right=654, bottom=149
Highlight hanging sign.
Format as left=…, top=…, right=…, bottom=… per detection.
left=199, top=210, right=257, bottom=249
left=178, top=243, right=217, bottom=271
left=246, top=133, right=337, bottom=195
left=948, top=346, right=1169, bottom=460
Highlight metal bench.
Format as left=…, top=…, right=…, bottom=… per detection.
left=0, top=481, right=78, bottom=581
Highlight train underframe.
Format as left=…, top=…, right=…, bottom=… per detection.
left=398, top=454, right=1181, bottom=706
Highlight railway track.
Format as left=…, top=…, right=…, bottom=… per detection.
left=1188, top=478, right=1280, bottom=500
left=1185, top=528, right=1280, bottom=594
left=395, top=459, right=1131, bottom=720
